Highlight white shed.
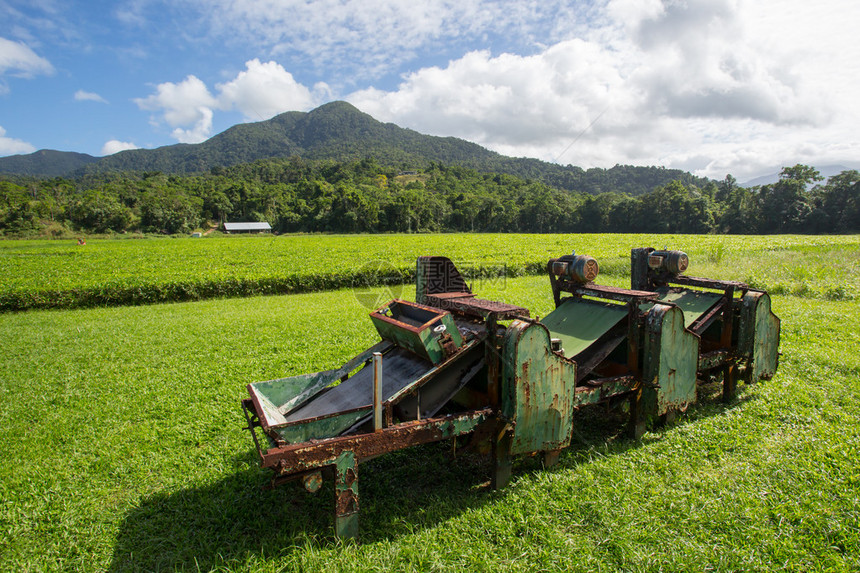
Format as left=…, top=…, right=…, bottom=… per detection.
left=223, top=222, right=272, bottom=233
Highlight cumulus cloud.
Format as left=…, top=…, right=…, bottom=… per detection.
left=194, top=0, right=578, bottom=79
left=135, top=75, right=217, bottom=129
left=0, top=125, right=36, bottom=156
left=618, top=0, right=827, bottom=126
left=348, top=42, right=638, bottom=166
left=134, top=75, right=219, bottom=143
left=135, top=60, right=326, bottom=143
left=216, top=59, right=326, bottom=120
left=348, top=0, right=857, bottom=179
left=101, top=140, right=139, bottom=155
left=170, top=106, right=214, bottom=144
left=75, top=89, right=108, bottom=103
left=0, top=36, right=53, bottom=90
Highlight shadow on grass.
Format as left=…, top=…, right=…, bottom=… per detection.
left=108, top=384, right=760, bottom=571
left=107, top=444, right=495, bottom=571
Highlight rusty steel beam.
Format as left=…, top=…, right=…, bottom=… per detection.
left=698, top=349, right=732, bottom=371
left=666, top=275, right=748, bottom=291
left=261, top=408, right=495, bottom=475
left=574, top=375, right=638, bottom=408
left=568, top=283, right=658, bottom=304
left=688, top=297, right=728, bottom=335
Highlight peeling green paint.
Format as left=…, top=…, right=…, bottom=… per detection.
left=370, top=300, right=463, bottom=364
left=640, top=303, right=700, bottom=419
left=273, top=409, right=370, bottom=443
left=502, top=320, right=577, bottom=455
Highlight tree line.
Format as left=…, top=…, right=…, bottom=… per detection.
left=1, top=157, right=857, bottom=237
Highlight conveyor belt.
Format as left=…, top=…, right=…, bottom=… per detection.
left=641, top=289, right=723, bottom=328
left=541, top=298, right=628, bottom=359
left=425, top=292, right=528, bottom=319
left=283, top=347, right=432, bottom=422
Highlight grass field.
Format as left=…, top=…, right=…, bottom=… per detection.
left=1, top=235, right=859, bottom=571
left=1, top=233, right=858, bottom=310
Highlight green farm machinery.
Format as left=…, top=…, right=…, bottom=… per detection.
left=241, top=248, right=780, bottom=538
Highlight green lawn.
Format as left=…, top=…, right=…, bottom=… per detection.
left=1, top=237, right=858, bottom=571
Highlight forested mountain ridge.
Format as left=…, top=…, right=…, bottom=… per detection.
left=0, top=101, right=710, bottom=195
left=0, top=149, right=99, bottom=177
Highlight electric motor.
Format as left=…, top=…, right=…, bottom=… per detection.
left=552, top=254, right=599, bottom=283
left=648, top=250, right=689, bottom=274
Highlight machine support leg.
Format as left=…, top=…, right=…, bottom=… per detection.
left=543, top=449, right=561, bottom=468
left=334, top=450, right=359, bottom=539
left=660, top=408, right=677, bottom=426
left=628, top=388, right=646, bottom=440
left=723, top=363, right=737, bottom=403
left=372, top=352, right=383, bottom=431
left=486, top=315, right=500, bottom=406
left=492, top=426, right=512, bottom=490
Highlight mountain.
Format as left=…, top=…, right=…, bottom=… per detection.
left=0, top=101, right=712, bottom=194
left=82, top=101, right=501, bottom=175
left=741, top=164, right=856, bottom=187
left=0, top=149, right=98, bottom=177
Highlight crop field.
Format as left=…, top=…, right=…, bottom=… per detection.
left=1, top=233, right=858, bottom=310
left=1, top=234, right=859, bottom=571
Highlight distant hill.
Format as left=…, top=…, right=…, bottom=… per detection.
left=741, top=164, right=856, bottom=187
left=0, top=149, right=98, bottom=177
left=0, top=101, right=712, bottom=195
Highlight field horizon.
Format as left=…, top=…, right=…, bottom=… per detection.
left=2, top=233, right=858, bottom=312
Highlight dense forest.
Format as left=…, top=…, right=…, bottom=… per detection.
left=1, top=158, right=858, bottom=237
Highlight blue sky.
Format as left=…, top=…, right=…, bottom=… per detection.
left=1, top=0, right=858, bottom=181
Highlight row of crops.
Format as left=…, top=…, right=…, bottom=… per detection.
left=2, top=233, right=858, bottom=311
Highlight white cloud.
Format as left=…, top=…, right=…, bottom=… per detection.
left=195, top=0, right=578, bottom=79
left=347, top=0, right=860, bottom=180
left=348, top=42, right=635, bottom=153
left=135, top=75, right=217, bottom=128
left=135, top=60, right=328, bottom=143
left=0, top=125, right=36, bottom=156
left=134, top=75, right=219, bottom=143
left=75, top=89, right=108, bottom=103
left=0, top=36, right=53, bottom=78
left=170, top=106, right=214, bottom=144
left=101, top=140, right=139, bottom=155
left=216, top=59, right=322, bottom=120
left=114, top=1, right=150, bottom=27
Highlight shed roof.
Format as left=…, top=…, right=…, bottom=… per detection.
left=223, top=222, right=271, bottom=231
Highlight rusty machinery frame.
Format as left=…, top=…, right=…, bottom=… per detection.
left=241, top=247, right=780, bottom=539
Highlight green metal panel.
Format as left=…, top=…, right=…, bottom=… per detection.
left=740, top=292, right=780, bottom=380
left=250, top=371, right=339, bottom=422
left=272, top=409, right=370, bottom=443
left=248, top=342, right=390, bottom=424
left=334, top=450, right=359, bottom=539
left=502, top=320, right=577, bottom=455
left=541, top=298, right=627, bottom=359
left=640, top=289, right=723, bottom=328
left=641, top=304, right=700, bottom=418
left=370, top=301, right=463, bottom=364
